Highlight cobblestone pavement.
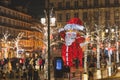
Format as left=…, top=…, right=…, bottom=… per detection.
left=0, top=67, right=83, bottom=80
left=2, top=66, right=120, bottom=80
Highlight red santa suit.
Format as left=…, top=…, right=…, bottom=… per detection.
left=59, top=18, right=85, bottom=67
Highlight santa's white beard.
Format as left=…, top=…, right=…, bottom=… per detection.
left=65, top=32, right=76, bottom=46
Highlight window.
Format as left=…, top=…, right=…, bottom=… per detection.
left=114, top=9, right=120, bottom=25
left=74, top=1, right=78, bottom=8
left=93, top=11, right=99, bottom=24
left=94, top=0, right=98, bottom=7
left=105, top=11, right=110, bottom=20
left=114, top=10, right=119, bottom=20
left=66, top=13, right=70, bottom=21
left=115, top=21, right=119, bottom=26
left=50, top=3, right=54, bottom=7
left=83, top=12, right=87, bottom=21
left=83, top=0, right=87, bottom=8
left=66, top=1, right=70, bottom=8
left=105, top=0, right=110, bottom=6
left=0, top=7, right=2, bottom=13
left=0, top=17, right=2, bottom=22
left=74, top=12, right=79, bottom=18
left=94, top=11, right=99, bottom=20
left=114, top=0, right=119, bottom=5
left=58, top=13, right=62, bottom=22
left=58, top=2, right=62, bottom=8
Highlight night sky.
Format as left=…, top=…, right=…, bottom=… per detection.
left=11, top=0, right=45, bottom=18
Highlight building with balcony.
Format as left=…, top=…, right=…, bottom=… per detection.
left=48, top=0, right=120, bottom=32
left=45, top=0, right=120, bottom=59
left=0, top=0, right=44, bottom=58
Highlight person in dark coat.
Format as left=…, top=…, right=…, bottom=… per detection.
left=33, top=69, right=39, bottom=80
left=28, top=68, right=33, bottom=80
left=42, top=59, right=45, bottom=69
left=88, top=70, right=93, bottom=80
left=9, top=70, right=14, bottom=79
left=22, top=69, right=27, bottom=80
left=39, top=58, right=42, bottom=71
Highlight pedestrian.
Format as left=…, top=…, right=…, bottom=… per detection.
left=22, top=69, right=27, bottom=80
left=28, top=68, right=33, bottom=80
left=88, top=70, right=93, bottom=80
left=33, top=59, right=36, bottom=69
left=15, top=69, right=19, bottom=79
left=2, top=72, right=6, bottom=80
left=42, top=59, right=45, bottom=69
left=39, top=58, right=42, bottom=71
left=74, top=58, right=79, bottom=69
left=0, top=70, right=2, bottom=78
left=33, top=69, right=39, bottom=80
left=63, top=66, right=70, bottom=78
left=9, top=70, right=14, bottom=79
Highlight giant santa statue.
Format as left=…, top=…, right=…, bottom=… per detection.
left=59, top=18, right=86, bottom=67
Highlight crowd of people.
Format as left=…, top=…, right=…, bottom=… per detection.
left=0, top=54, right=45, bottom=80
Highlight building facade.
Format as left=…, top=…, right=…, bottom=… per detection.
left=48, top=0, right=120, bottom=31
left=46, top=0, right=120, bottom=58
left=0, top=1, right=44, bottom=58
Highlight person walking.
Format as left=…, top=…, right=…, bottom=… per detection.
left=28, top=68, right=33, bottom=80
left=33, top=69, right=39, bottom=80
left=88, top=70, right=93, bottom=80
left=39, top=58, right=42, bottom=71
left=22, top=69, right=27, bottom=80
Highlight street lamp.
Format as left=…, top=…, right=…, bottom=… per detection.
left=41, top=17, right=56, bottom=26
left=105, top=26, right=120, bottom=70
left=40, top=12, right=56, bottom=80
left=105, top=27, right=114, bottom=76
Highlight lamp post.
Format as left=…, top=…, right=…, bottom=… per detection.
left=41, top=7, right=56, bottom=80
left=105, top=27, right=114, bottom=76
left=47, top=9, right=51, bottom=80
left=41, top=17, right=56, bottom=80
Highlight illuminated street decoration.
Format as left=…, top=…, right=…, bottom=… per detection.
left=1, top=31, right=10, bottom=58
left=14, top=32, right=24, bottom=58
left=31, top=22, right=48, bottom=79
left=31, top=9, right=56, bottom=79
left=115, top=26, right=119, bottom=64
left=59, top=18, right=85, bottom=67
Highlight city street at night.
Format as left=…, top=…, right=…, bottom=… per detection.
left=0, top=0, right=120, bottom=80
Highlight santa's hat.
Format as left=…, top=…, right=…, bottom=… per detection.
left=59, top=18, right=85, bottom=32
left=65, top=18, right=84, bottom=30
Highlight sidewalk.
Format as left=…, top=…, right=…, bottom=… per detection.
left=48, top=67, right=83, bottom=80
